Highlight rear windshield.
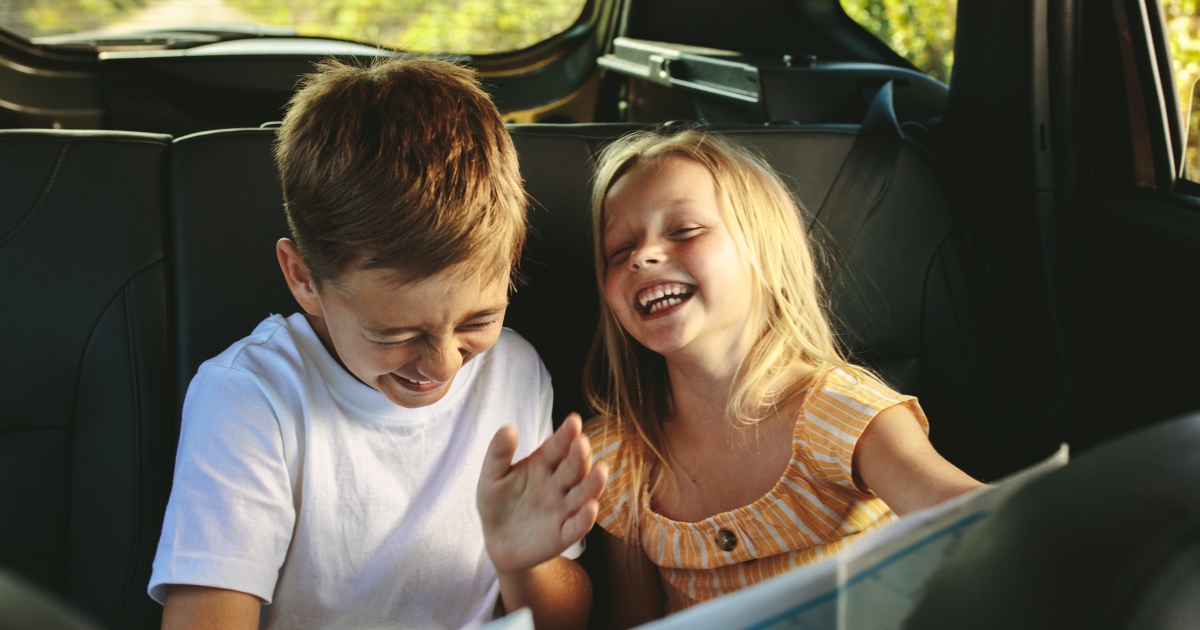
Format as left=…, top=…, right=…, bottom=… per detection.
left=4, top=0, right=589, bottom=54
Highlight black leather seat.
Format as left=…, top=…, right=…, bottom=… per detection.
left=0, top=130, right=174, bottom=629
left=0, top=567, right=102, bottom=630
left=508, top=123, right=1021, bottom=480
left=165, top=122, right=1023, bottom=480
left=169, top=128, right=294, bottom=405
left=906, top=410, right=1200, bottom=630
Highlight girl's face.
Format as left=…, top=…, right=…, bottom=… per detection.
left=602, top=156, right=759, bottom=367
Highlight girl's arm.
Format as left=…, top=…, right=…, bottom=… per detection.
left=852, top=404, right=985, bottom=515
left=590, top=528, right=664, bottom=630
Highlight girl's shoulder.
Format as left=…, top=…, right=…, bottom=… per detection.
left=804, top=366, right=912, bottom=414
left=583, top=415, right=637, bottom=474
left=797, top=366, right=928, bottom=490
left=583, top=415, right=643, bottom=541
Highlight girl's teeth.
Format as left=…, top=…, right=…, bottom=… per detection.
left=649, top=297, right=682, bottom=313
left=635, top=283, right=697, bottom=314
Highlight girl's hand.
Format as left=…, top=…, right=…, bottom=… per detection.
left=477, top=414, right=609, bottom=574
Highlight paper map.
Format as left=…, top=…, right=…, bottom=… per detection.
left=481, top=446, right=1068, bottom=630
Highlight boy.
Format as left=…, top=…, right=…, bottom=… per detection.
left=148, top=57, right=606, bottom=629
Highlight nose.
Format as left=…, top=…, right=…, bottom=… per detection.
left=416, top=339, right=466, bottom=382
left=630, top=239, right=665, bottom=269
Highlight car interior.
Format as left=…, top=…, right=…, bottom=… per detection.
left=2, top=0, right=1200, bottom=628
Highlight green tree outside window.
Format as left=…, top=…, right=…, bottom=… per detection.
left=841, top=0, right=956, bottom=84
left=0, top=0, right=587, bottom=55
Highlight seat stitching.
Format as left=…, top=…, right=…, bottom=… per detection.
left=105, top=284, right=143, bottom=626
left=60, top=266, right=153, bottom=598
left=61, top=264, right=159, bottom=623
left=0, top=142, right=68, bottom=250
left=937, top=236, right=986, bottom=414
left=915, top=233, right=966, bottom=400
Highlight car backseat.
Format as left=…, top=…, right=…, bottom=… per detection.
left=1, top=119, right=1019, bottom=628
left=0, top=130, right=175, bottom=629
left=508, top=123, right=1019, bottom=481
left=169, top=128, right=294, bottom=409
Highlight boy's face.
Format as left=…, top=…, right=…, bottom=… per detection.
left=279, top=241, right=509, bottom=408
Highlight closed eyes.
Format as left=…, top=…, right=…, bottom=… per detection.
left=371, top=320, right=497, bottom=346
left=605, top=224, right=704, bottom=264
left=671, top=225, right=702, bottom=237
left=607, top=245, right=632, bottom=262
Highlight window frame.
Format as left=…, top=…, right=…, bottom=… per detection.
left=1110, top=0, right=1190, bottom=193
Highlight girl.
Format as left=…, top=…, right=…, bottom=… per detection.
left=582, top=128, right=983, bottom=627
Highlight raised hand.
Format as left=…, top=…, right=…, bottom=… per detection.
left=477, top=413, right=609, bottom=574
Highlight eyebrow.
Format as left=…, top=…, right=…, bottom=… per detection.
left=604, top=197, right=698, bottom=228
left=364, top=304, right=508, bottom=337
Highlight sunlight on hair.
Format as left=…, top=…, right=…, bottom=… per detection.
left=583, top=127, right=902, bottom=548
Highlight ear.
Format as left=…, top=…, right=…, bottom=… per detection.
left=277, top=238, right=324, bottom=317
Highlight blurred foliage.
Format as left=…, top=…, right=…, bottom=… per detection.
left=4, top=0, right=1198, bottom=107
left=0, top=0, right=144, bottom=38
left=0, top=0, right=585, bottom=54
left=228, top=0, right=586, bottom=54
left=841, top=0, right=956, bottom=83
left=1163, top=0, right=1200, bottom=180
left=1165, top=0, right=1199, bottom=110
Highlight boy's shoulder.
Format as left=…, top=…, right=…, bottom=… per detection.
left=184, top=313, right=324, bottom=418
left=199, top=313, right=311, bottom=379
left=470, top=327, right=549, bottom=398
left=490, top=326, right=541, bottom=364
left=194, top=320, right=548, bottom=409
left=202, top=318, right=541, bottom=373
left=189, top=320, right=548, bottom=423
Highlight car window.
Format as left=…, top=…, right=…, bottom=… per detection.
left=1163, top=0, right=1200, bottom=184
left=840, top=0, right=955, bottom=84
left=1164, top=0, right=1198, bottom=113
left=4, top=0, right=589, bottom=54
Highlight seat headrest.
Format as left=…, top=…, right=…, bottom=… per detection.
left=907, top=412, right=1200, bottom=629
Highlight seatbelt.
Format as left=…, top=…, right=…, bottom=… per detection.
left=810, top=80, right=904, bottom=281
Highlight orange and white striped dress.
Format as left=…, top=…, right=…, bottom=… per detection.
left=585, top=368, right=929, bottom=612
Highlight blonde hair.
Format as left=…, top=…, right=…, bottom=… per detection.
left=583, top=127, right=890, bottom=543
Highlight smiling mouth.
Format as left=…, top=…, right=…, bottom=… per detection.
left=635, top=282, right=696, bottom=315
left=390, top=373, right=445, bottom=393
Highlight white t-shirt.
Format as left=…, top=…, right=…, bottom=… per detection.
left=149, top=313, right=575, bottom=629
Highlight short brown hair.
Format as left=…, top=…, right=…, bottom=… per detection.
left=274, top=56, right=526, bottom=286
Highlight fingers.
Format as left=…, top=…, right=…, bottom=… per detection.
left=537, top=413, right=583, bottom=469
left=552, top=429, right=592, bottom=490
left=561, top=463, right=607, bottom=544
left=561, top=499, right=600, bottom=545
left=480, top=425, right=519, bottom=482
left=564, top=460, right=608, bottom=514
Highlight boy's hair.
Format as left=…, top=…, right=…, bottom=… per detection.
left=583, top=128, right=895, bottom=541
left=274, top=56, right=526, bottom=287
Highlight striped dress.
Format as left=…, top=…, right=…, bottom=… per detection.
left=585, top=368, right=929, bottom=612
